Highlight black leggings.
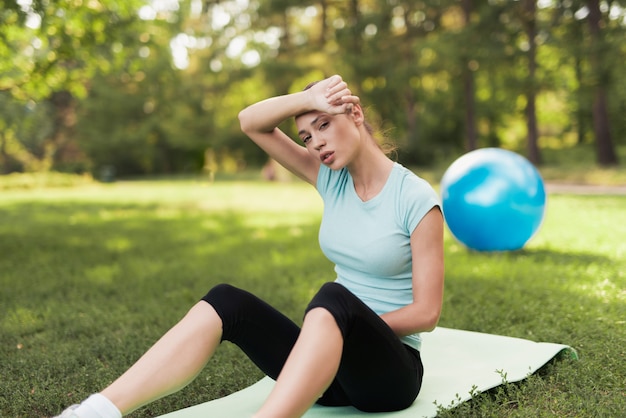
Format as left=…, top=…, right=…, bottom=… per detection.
left=201, top=282, right=423, bottom=412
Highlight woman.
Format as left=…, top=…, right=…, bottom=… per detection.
left=55, top=75, right=444, bottom=418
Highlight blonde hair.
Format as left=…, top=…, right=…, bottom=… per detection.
left=302, top=81, right=397, bottom=158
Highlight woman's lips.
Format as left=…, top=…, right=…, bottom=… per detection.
left=321, top=151, right=334, bottom=164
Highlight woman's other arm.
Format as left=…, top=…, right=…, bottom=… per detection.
left=381, top=207, right=445, bottom=335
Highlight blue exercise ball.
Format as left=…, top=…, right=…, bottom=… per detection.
left=440, top=148, right=546, bottom=252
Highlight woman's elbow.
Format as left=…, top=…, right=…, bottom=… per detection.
left=422, top=319, right=439, bottom=332
left=421, top=309, right=441, bottom=332
left=238, top=108, right=252, bottom=134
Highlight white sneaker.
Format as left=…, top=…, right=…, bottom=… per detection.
left=53, top=404, right=80, bottom=418
left=51, top=394, right=121, bottom=418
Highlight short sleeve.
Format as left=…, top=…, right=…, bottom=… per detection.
left=399, top=171, right=441, bottom=235
left=316, top=165, right=348, bottom=201
left=316, top=164, right=333, bottom=197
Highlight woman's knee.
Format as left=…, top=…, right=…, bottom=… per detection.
left=200, top=284, right=245, bottom=325
left=303, top=306, right=337, bottom=326
left=306, top=282, right=355, bottom=338
left=202, top=283, right=237, bottom=303
left=311, top=282, right=352, bottom=303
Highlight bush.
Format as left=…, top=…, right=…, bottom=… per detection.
left=0, top=172, right=94, bottom=190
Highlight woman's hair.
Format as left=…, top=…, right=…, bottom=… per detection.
left=302, top=80, right=397, bottom=158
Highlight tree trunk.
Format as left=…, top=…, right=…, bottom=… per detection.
left=406, top=90, right=418, bottom=149
left=461, top=0, right=477, bottom=152
left=574, top=55, right=587, bottom=145
left=319, top=0, right=328, bottom=46
left=0, top=133, right=9, bottom=174
left=349, top=0, right=361, bottom=54
left=586, top=0, right=618, bottom=165
left=46, top=90, right=76, bottom=171
left=523, top=0, right=542, bottom=165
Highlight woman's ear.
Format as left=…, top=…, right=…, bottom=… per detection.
left=348, top=103, right=365, bottom=126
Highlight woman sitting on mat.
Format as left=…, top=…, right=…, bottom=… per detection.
left=55, top=75, right=444, bottom=418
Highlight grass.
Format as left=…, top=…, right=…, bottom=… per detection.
left=1, top=177, right=624, bottom=417
left=537, top=144, right=626, bottom=186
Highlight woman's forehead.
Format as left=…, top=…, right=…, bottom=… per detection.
left=295, top=110, right=325, bottom=128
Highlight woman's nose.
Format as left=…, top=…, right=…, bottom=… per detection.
left=312, top=135, right=326, bottom=150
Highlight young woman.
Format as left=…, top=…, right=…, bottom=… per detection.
left=55, top=75, right=444, bottom=418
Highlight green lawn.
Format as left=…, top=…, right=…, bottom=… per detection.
left=1, top=178, right=624, bottom=417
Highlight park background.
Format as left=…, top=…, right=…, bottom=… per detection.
left=1, top=0, right=625, bottom=180
left=1, top=1, right=625, bottom=417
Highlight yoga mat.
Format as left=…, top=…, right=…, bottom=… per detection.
left=157, top=327, right=576, bottom=417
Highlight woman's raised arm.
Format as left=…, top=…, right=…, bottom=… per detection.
left=237, top=75, right=358, bottom=185
left=238, top=90, right=319, bottom=184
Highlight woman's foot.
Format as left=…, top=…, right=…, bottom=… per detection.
left=53, top=394, right=121, bottom=418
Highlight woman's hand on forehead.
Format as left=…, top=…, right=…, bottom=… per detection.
left=309, top=75, right=360, bottom=115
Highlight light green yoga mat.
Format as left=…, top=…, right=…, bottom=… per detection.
left=158, top=327, right=576, bottom=417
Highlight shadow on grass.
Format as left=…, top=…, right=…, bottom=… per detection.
left=441, top=244, right=622, bottom=334
left=437, top=242, right=625, bottom=416
left=0, top=201, right=331, bottom=305
left=0, top=201, right=331, bottom=416
left=1, top=200, right=624, bottom=417
left=508, top=247, right=610, bottom=265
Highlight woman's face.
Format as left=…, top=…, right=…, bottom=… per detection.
left=295, top=111, right=361, bottom=169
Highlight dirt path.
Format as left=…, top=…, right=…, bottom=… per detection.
left=545, top=183, right=626, bottom=195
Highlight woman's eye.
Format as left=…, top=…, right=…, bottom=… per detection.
left=319, top=122, right=329, bottom=130
left=302, top=135, right=311, bottom=144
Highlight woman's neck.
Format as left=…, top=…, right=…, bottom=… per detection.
left=348, top=142, right=394, bottom=202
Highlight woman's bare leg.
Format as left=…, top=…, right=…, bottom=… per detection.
left=100, top=301, right=223, bottom=415
left=253, top=307, right=343, bottom=418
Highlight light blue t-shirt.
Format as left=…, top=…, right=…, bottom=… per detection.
left=316, top=162, right=440, bottom=351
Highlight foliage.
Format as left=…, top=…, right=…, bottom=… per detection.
left=75, top=58, right=208, bottom=176
left=0, top=171, right=93, bottom=190
left=1, top=0, right=159, bottom=174
left=1, top=0, right=625, bottom=175
left=0, top=92, right=54, bottom=173
left=1, top=0, right=146, bottom=99
left=0, top=179, right=624, bottom=417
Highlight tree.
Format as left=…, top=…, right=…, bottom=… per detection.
left=520, top=0, right=542, bottom=165
left=585, top=0, right=618, bottom=165
left=2, top=0, right=623, bottom=175
left=1, top=0, right=145, bottom=100
left=0, top=92, right=54, bottom=173
left=461, top=0, right=478, bottom=152
left=0, top=0, right=149, bottom=173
